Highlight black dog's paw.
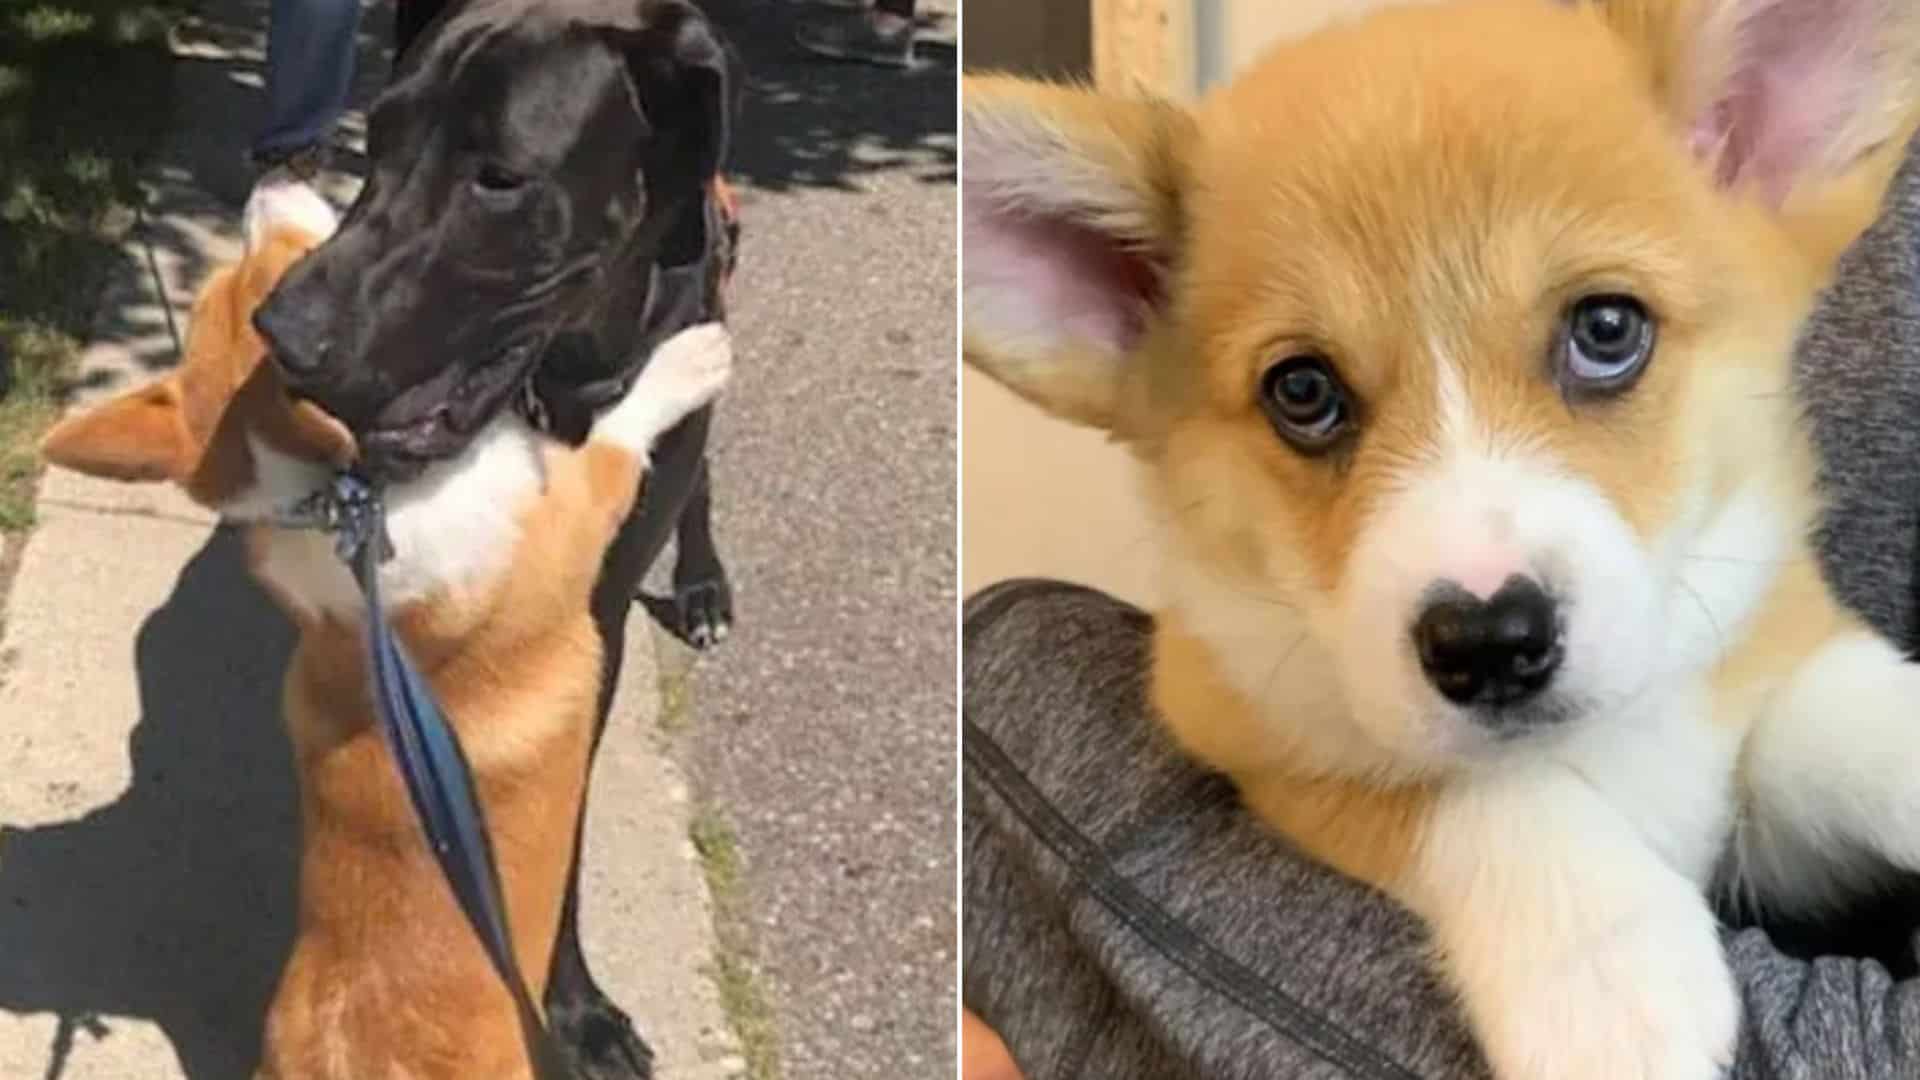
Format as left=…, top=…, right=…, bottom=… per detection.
left=548, top=994, right=655, bottom=1080
left=677, top=578, right=734, bottom=649
left=637, top=578, right=734, bottom=650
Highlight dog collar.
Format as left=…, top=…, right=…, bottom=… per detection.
left=262, top=471, right=395, bottom=564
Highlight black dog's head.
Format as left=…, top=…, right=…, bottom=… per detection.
left=254, top=0, right=733, bottom=480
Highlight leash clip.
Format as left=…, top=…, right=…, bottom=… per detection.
left=325, top=471, right=395, bottom=567
left=261, top=470, right=394, bottom=567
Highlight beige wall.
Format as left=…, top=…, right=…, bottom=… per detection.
left=1216, top=2, right=1413, bottom=75
left=960, top=370, right=1159, bottom=606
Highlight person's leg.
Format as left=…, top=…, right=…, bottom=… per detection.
left=795, top=0, right=919, bottom=69
left=253, top=0, right=361, bottom=170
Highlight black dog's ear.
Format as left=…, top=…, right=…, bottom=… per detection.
left=617, top=0, right=738, bottom=179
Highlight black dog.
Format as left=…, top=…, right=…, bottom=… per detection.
left=254, top=2, right=741, bottom=1075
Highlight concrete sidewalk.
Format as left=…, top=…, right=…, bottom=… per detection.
left=0, top=3, right=737, bottom=1077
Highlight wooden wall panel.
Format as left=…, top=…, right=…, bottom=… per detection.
left=1092, top=0, right=1192, bottom=97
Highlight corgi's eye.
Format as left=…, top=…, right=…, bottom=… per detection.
left=1259, top=355, right=1350, bottom=451
left=1562, top=295, right=1654, bottom=391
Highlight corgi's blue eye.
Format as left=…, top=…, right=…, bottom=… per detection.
left=1259, top=355, right=1349, bottom=451
left=1563, top=295, right=1654, bottom=390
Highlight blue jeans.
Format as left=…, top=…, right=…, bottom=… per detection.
left=253, top=0, right=363, bottom=161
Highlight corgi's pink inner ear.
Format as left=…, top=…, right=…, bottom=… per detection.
left=963, top=182, right=1167, bottom=359
left=961, top=96, right=1177, bottom=364
left=1688, top=0, right=1899, bottom=202
left=961, top=84, right=1189, bottom=430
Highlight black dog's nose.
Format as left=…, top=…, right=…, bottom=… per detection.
left=1413, top=576, right=1561, bottom=707
left=252, top=300, right=332, bottom=376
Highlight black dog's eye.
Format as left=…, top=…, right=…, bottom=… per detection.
left=1259, top=355, right=1351, bottom=452
left=473, top=161, right=528, bottom=196
left=1562, top=294, right=1654, bottom=392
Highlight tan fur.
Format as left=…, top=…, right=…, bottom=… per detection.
left=1157, top=613, right=1432, bottom=888
left=1155, top=0, right=1846, bottom=588
left=42, top=226, right=648, bottom=1079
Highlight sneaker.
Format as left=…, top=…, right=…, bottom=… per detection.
left=242, top=145, right=339, bottom=249
left=248, top=142, right=331, bottom=185
left=794, top=12, right=918, bottom=69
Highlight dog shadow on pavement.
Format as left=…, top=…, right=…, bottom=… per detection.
left=0, top=529, right=298, bottom=1080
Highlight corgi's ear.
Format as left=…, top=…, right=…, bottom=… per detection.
left=40, top=379, right=194, bottom=483
left=1601, top=0, right=1920, bottom=259
left=962, top=75, right=1192, bottom=434
left=41, top=261, right=256, bottom=488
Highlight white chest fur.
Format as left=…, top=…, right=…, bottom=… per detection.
left=241, top=416, right=545, bottom=623
left=1541, top=682, right=1742, bottom=887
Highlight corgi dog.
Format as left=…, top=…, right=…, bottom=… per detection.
left=963, top=0, right=1920, bottom=1076
left=40, top=186, right=732, bottom=1078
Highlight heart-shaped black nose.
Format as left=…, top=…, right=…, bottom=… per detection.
left=1413, top=576, right=1561, bottom=707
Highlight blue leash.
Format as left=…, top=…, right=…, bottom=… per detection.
left=298, top=472, right=572, bottom=1079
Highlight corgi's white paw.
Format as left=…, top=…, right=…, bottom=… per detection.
left=596, top=323, right=733, bottom=455
left=1475, top=901, right=1736, bottom=1080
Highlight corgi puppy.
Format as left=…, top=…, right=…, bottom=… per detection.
left=41, top=185, right=732, bottom=1078
left=963, top=0, right=1920, bottom=1076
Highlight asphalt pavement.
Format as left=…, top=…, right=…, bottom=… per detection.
left=669, top=2, right=958, bottom=1076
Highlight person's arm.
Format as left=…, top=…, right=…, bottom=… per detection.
left=1724, top=929, right=1920, bottom=1079
left=963, top=1008, right=1026, bottom=1080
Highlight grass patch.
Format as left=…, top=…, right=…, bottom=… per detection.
left=656, top=662, right=694, bottom=734
left=0, top=0, right=189, bottom=635
left=0, top=327, right=68, bottom=531
left=691, top=806, right=781, bottom=1080
left=0, top=0, right=191, bottom=534
left=691, top=807, right=741, bottom=894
